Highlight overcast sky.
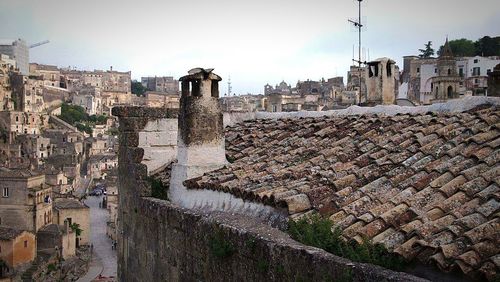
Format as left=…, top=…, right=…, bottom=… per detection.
left=1, top=0, right=499, bottom=94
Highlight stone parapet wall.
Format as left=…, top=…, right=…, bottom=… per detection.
left=113, top=105, right=427, bottom=282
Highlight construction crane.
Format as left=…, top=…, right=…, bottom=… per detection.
left=29, top=40, right=49, bottom=48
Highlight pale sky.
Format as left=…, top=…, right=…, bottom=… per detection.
left=1, top=0, right=499, bottom=94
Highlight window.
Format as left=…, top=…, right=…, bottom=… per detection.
left=474, top=59, right=479, bottom=63
left=434, top=68, right=437, bottom=73
left=24, top=240, right=28, bottom=248
left=417, top=67, right=420, bottom=73
left=475, top=79, right=479, bottom=84
left=472, top=67, right=481, bottom=76
left=448, top=69, right=451, bottom=75
left=2, top=187, right=8, bottom=197
left=459, top=68, right=464, bottom=77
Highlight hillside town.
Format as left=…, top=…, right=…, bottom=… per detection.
left=0, top=24, right=499, bottom=282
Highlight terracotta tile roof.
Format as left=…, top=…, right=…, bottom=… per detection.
left=0, top=227, right=25, bottom=240
left=53, top=198, right=88, bottom=210
left=185, top=105, right=500, bottom=280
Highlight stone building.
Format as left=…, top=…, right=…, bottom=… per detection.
left=0, top=169, right=52, bottom=233
left=101, top=68, right=131, bottom=93
left=9, top=73, right=47, bottom=113
left=430, top=39, right=461, bottom=103
left=52, top=198, right=90, bottom=246
left=36, top=221, right=75, bottom=259
left=0, top=56, right=15, bottom=112
left=0, top=227, right=36, bottom=270
left=488, top=63, right=500, bottom=96
left=0, top=111, right=46, bottom=141
left=0, top=39, right=29, bottom=75
left=87, top=153, right=117, bottom=180
left=403, top=41, right=500, bottom=104
left=144, top=91, right=180, bottom=108
left=29, top=63, right=61, bottom=87
left=264, top=81, right=292, bottom=95
left=346, top=65, right=366, bottom=100
left=141, top=76, right=179, bottom=93
left=220, top=94, right=265, bottom=112
left=265, top=93, right=304, bottom=112
left=42, top=166, right=71, bottom=195
left=365, top=57, right=398, bottom=105
left=17, top=134, right=51, bottom=160
left=72, top=89, right=102, bottom=115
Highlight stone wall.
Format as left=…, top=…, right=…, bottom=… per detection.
left=113, top=106, right=426, bottom=282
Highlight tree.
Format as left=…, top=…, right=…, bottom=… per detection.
left=475, top=36, right=500, bottom=56
left=437, top=38, right=475, bottom=57
left=131, top=80, right=147, bottom=96
left=419, top=41, right=435, bottom=58
left=60, top=103, right=88, bottom=125
left=69, top=222, right=83, bottom=237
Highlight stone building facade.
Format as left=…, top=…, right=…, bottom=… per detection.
left=0, top=39, right=29, bottom=75
left=0, top=170, right=52, bottom=233
left=430, top=39, right=461, bottom=103
left=52, top=198, right=90, bottom=246
left=0, top=227, right=36, bottom=269
left=488, top=63, right=500, bottom=97
left=141, top=76, right=179, bottom=93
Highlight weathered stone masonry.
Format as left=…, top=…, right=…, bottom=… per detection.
left=112, top=106, right=426, bottom=282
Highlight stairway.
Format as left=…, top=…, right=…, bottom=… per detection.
left=21, top=261, right=39, bottom=282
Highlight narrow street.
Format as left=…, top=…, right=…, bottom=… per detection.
left=78, top=195, right=117, bottom=281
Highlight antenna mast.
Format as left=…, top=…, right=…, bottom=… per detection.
left=348, top=0, right=364, bottom=68
left=348, top=0, right=366, bottom=102
left=227, top=76, right=232, bottom=97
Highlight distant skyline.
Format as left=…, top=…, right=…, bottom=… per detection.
left=1, top=0, right=499, bottom=94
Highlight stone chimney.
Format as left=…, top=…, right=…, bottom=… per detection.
left=365, top=57, right=397, bottom=105
left=169, top=68, right=227, bottom=202
left=176, top=68, right=225, bottom=167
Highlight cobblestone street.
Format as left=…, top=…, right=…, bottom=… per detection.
left=78, top=195, right=117, bottom=281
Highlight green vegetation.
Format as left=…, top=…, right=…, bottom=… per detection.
left=149, top=177, right=169, bottom=200
left=60, top=103, right=87, bottom=125
left=47, top=263, right=56, bottom=273
left=226, top=154, right=236, bottom=163
left=257, top=259, right=269, bottom=273
left=131, top=80, right=147, bottom=96
left=418, top=41, right=435, bottom=58
left=287, top=215, right=405, bottom=271
left=60, top=103, right=109, bottom=134
left=69, top=223, right=82, bottom=237
left=435, top=36, right=500, bottom=57
left=245, top=237, right=257, bottom=254
left=75, top=123, right=92, bottom=134
left=437, top=38, right=476, bottom=57
left=208, top=230, right=235, bottom=259
left=107, top=127, right=120, bottom=136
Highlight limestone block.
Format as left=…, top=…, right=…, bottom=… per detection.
left=284, top=194, right=311, bottom=214
left=138, top=131, right=177, bottom=147
left=143, top=118, right=178, bottom=132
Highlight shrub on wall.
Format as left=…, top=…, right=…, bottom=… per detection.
left=287, top=215, right=405, bottom=271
